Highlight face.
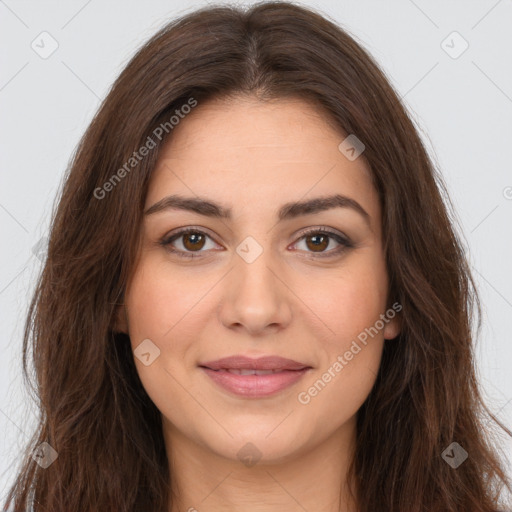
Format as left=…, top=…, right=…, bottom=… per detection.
left=116, top=95, right=400, bottom=464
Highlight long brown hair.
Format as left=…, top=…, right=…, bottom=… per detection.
left=5, top=2, right=511, bottom=511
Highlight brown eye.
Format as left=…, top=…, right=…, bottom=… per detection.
left=182, top=232, right=206, bottom=251
left=305, top=233, right=329, bottom=252
left=160, top=228, right=222, bottom=259
left=293, top=228, right=353, bottom=258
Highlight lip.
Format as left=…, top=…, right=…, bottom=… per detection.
left=199, top=355, right=312, bottom=398
left=200, top=355, right=309, bottom=371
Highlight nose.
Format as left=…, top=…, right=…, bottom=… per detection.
left=217, top=248, right=293, bottom=336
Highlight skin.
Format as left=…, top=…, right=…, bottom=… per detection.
left=115, top=95, right=401, bottom=512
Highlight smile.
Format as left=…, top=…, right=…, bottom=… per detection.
left=198, top=355, right=312, bottom=398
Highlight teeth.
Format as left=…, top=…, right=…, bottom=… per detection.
left=225, top=369, right=280, bottom=375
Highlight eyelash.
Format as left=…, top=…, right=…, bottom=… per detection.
left=159, top=226, right=354, bottom=260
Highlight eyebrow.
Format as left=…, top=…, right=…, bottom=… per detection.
left=144, top=193, right=371, bottom=227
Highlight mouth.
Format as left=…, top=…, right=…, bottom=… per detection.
left=198, top=355, right=312, bottom=398
left=209, top=368, right=293, bottom=375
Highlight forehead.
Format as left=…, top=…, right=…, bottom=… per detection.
left=145, top=96, right=379, bottom=223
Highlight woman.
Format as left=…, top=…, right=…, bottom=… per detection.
left=5, top=2, right=511, bottom=511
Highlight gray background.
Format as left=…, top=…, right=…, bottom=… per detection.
left=1, top=0, right=511, bottom=502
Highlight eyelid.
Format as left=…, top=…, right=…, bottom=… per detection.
left=293, top=225, right=349, bottom=241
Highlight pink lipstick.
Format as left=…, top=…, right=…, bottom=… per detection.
left=199, top=355, right=311, bottom=398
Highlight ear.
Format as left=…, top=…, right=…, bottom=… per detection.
left=112, top=304, right=129, bottom=334
left=383, top=304, right=401, bottom=340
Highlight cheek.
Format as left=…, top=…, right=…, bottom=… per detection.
left=123, top=260, right=198, bottom=424
left=295, top=253, right=388, bottom=408
left=296, top=268, right=388, bottom=428
left=123, top=259, right=182, bottom=381
left=301, top=254, right=389, bottom=346
left=125, top=255, right=201, bottom=340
